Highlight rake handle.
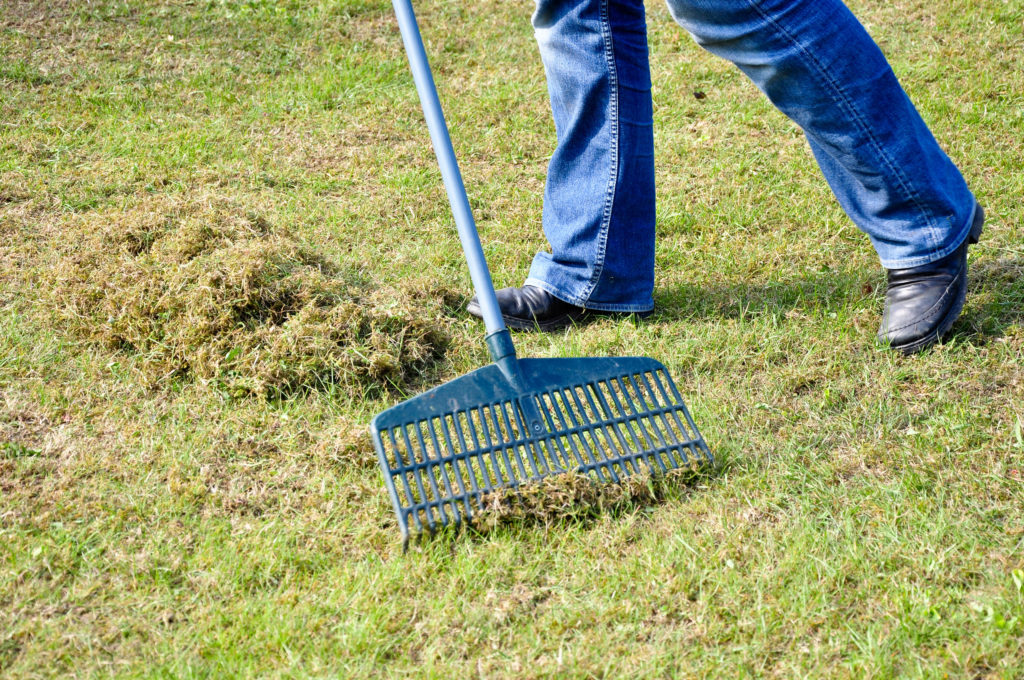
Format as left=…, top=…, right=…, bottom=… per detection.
left=391, top=0, right=509, bottom=344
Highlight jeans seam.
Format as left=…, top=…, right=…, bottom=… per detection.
left=580, top=0, right=619, bottom=305
left=744, top=0, right=943, bottom=257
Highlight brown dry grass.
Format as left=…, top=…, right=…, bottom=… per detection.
left=470, top=466, right=704, bottom=532
left=47, top=194, right=451, bottom=396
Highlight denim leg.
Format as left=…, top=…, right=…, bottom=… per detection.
left=664, top=0, right=977, bottom=268
left=526, top=0, right=656, bottom=312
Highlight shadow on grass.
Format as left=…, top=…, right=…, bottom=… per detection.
left=951, top=255, right=1024, bottom=343
left=654, top=268, right=879, bottom=322
left=652, top=256, right=1024, bottom=343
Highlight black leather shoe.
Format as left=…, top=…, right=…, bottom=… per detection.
left=466, top=285, right=648, bottom=331
left=879, top=205, right=984, bottom=354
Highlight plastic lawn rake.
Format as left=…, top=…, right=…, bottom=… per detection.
left=374, top=0, right=712, bottom=544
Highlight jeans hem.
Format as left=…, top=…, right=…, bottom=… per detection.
left=877, top=201, right=979, bottom=270
left=524, top=277, right=655, bottom=313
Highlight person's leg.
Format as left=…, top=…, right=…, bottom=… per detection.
left=525, top=0, right=656, bottom=313
left=664, top=0, right=979, bottom=351
left=663, top=0, right=977, bottom=269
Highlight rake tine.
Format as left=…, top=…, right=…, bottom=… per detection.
left=594, top=379, right=643, bottom=474
left=565, top=385, right=618, bottom=482
left=579, top=383, right=627, bottom=481
left=386, top=427, right=421, bottom=533
left=424, top=418, right=458, bottom=523
left=400, top=425, right=435, bottom=529
left=554, top=387, right=606, bottom=479
left=450, top=413, right=478, bottom=497
left=433, top=417, right=473, bottom=516
left=646, top=369, right=706, bottom=460
left=494, top=402, right=531, bottom=480
left=507, top=399, right=556, bottom=478
left=536, top=392, right=579, bottom=471
left=613, top=375, right=668, bottom=475
left=465, top=407, right=497, bottom=489
left=416, top=421, right=449, bottom=526
left=587, top=381, right=639, bottom=476
left=609, top=375, right=663, bottom=472
left=625, top=373, right=678, bottom=471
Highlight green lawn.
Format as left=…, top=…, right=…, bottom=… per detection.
left=2, top=0, right=1023, bottom=677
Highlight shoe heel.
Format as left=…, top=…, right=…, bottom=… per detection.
left=967, top=204, right=984, bottom=245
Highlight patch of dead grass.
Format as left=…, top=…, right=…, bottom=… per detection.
left=0, top=392, right=51, bottom=454
left=469, top=467, right=704, bottom=533
left=311, top=417, right=377, bottom=468
left=0, top=0, right=76, bottom=27
left=48, top=195, right=451, bottom=396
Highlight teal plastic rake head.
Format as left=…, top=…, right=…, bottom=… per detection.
left=373, top=352, right=711, bottom=543
left=375, top=0, right=712, bottom=544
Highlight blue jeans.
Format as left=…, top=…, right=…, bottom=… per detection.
left=525, top=0, right=978, bottom=312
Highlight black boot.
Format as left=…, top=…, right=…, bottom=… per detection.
left=466, top=285, right=648, bottom=331
left=879, top=205, right=984, bottom=354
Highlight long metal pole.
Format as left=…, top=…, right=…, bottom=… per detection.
left=391, top=0, right=507, bottom=338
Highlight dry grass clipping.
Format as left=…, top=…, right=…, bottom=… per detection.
left=468, top=467, right=703, bottom=533
left=50, top=196, right=450, bottom=396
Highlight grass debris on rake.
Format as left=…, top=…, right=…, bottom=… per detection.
left=458, top=466, right=705, bottom=535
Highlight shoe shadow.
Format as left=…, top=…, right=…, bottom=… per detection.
left=654, top=268, right=879, bottom=322
left=948, top=255, right=1024, bottom=344
left=650, top=257, right=1024, bottom=346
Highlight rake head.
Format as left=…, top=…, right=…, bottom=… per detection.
left=372, top=356, right=712, bottom=543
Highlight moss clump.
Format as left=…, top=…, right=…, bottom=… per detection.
left=469, top=467, right=702, bottom=532
left=52, top=196, right=450, bottom=396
